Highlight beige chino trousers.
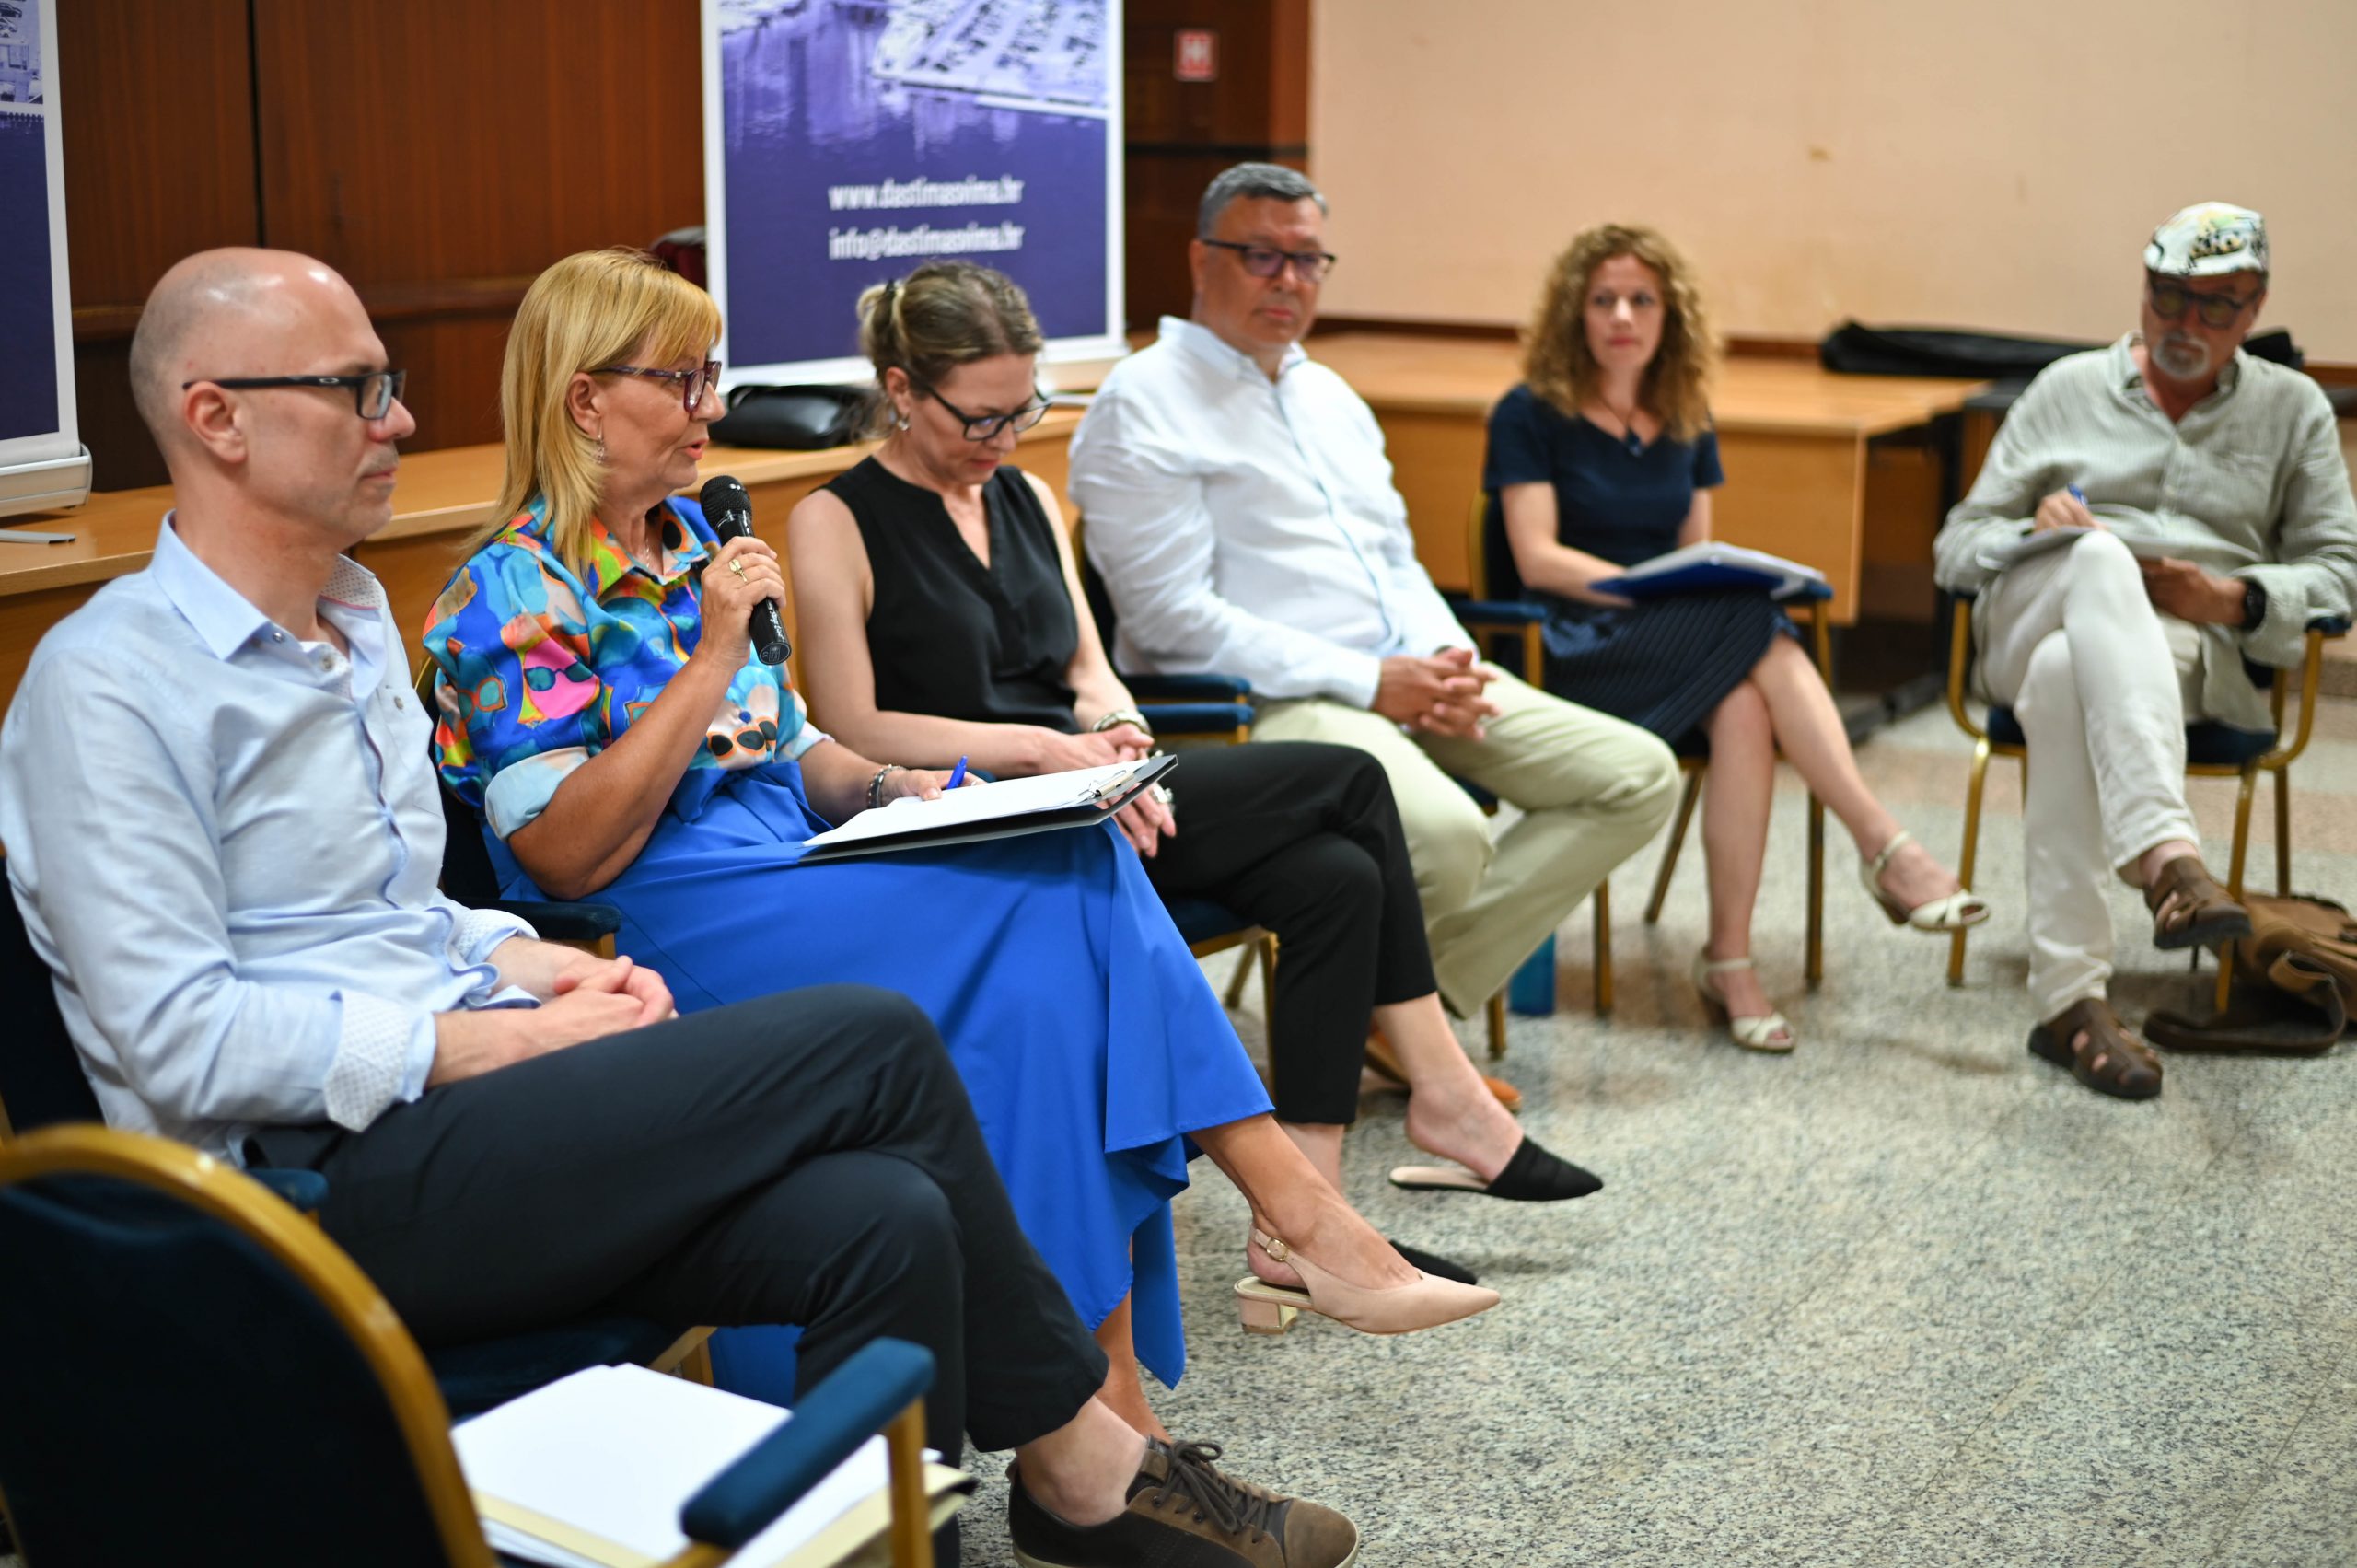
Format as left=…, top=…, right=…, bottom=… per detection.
left=1252, top=665, right=1680, bottom=1016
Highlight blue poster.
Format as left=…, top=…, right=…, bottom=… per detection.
left=0, top=109, right=55, bottom=443
left=708, top=0, right=1120, bottom=381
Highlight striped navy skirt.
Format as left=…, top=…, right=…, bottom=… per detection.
left=1538, top=589, right=1794, bottom=748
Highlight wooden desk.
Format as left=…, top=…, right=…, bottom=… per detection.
left=0, top=412, right=1081, bottom=708
left=1298, top=334, right=1986, bottom=625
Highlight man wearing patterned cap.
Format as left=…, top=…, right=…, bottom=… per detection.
left=1933, top=202, right=2357, bottom=1101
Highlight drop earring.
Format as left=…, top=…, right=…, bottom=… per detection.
left=595, top=430, right=607, bottom=465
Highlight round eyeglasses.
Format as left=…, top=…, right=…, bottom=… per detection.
left=595, top=359, right=724, bottom=413
left=182, top=370, right=408, bottom=421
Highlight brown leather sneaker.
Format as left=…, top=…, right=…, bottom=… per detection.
left=1007, top=1437, right=1359, bottom=1567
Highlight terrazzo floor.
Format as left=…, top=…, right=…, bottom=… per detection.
left=9, top=702, right=2349, bottom=1568
left=948, top=697, right=2357, bottom=1568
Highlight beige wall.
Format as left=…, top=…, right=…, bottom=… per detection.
left=1309, top=0, right=2357, bottom=360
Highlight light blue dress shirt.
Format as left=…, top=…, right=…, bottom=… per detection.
left=0, top=519, right=534, bottom=1162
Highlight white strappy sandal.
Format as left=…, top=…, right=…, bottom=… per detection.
left=1692, top=952, right=1794, bottom=1052
left=1861, top=830, right=1991, bottom=934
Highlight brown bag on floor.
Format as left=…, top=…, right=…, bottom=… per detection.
left=2144, top=893, right=2356, bottom=1055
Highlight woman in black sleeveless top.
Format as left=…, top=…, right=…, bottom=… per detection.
left=788, top=263, right=1603, bottom=1426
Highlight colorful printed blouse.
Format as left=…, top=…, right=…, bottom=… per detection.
left=424, top=495, right=828, bottom=841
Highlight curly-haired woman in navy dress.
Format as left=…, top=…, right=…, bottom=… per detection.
left=1482, top=226, right=1988, bottom=1051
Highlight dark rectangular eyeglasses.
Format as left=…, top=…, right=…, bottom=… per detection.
left=923, top=384, right=1051, bottom=441
left=183, top=369, right=408, bottom=420
left=1201, top=239, right=1338, bottom=283
left=596, top=359, right=724, bottom=413
left=2146, top=278, right=2258, bottom=330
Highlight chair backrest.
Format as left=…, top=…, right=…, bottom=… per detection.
left=1466, top=489, right=1529, bottom=604
left=0, top=866, right=106, bottom=1139
left=413, top=660, right=507, bottom=908
left=0, top=1126, right=489, bottom=1567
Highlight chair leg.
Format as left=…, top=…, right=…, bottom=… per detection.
left=1257, top=934, right=1277, bottom=1021
left=1805, top=793, right=1825, bottom=988
left=2214, top=939, right=2236, bottom=1014
left=1593, top=879, right=1614, bottom=1016
left=1486, top=991, right=1507, bottom=1060
left=2274, top=765, right=2292, bottom=897
left=1645, top=767, right=1702, bottom=923
left=1222, top=948, right=1254, bottom=1010
left=1949, top=740, right=1993, bottom=988
left=2227, top=767, right=2258, bottom=901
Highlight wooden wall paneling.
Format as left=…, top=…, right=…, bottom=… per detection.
left=249, top=0, right=705, bottom=456
left=57, top=0, right=260, bottom=309
left=374, top=317, right=515, bottom=460
left=58, top=0, right=261, bottom=492
left=1123, top=0, right=1312, bottom=328
left=250, top=0, right=703, bottom=285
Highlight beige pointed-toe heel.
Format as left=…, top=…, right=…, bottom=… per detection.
left=1231, top=1228, right=1499, bottom=1337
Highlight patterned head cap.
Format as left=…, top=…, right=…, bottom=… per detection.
left=2145, top=202, right=2268, bottom=277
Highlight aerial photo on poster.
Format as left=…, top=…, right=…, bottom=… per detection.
left=714, top=0, right=1114, bottom=374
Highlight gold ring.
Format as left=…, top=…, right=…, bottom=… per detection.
left=729, top=558, right=748, bottom=582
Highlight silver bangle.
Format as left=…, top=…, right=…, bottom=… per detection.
left=866, top=763, right=904, bottom=810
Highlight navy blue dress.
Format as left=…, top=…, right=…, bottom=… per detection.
left=1481, top=383, right=1788, bottom=745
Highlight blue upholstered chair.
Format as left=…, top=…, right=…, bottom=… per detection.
left=0, top=1122, right=944, bottom=1568
left=0, top=854, right=710, bottom=1421
left=1942, top=593, right=2352, bottom=1008
left=1074, top=519, right=1282, bottom=1015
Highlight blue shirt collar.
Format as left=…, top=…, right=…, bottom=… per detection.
left=147, top=514, right=389, bottom=691
left=1160, top=315, right=1307, bottom=383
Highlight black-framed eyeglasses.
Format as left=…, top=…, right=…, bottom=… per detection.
left=182, top=370, right=408, bottom=420
left=921, top=383, right=1051, bottom=442
left=595, top=359, right=724, bottom=413
left=2147, top=278, right=2259, bottom=330
left=1202, top=238, right=1338, bottom=283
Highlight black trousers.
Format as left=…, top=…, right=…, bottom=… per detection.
left=1143, top=741, right=1437, bottom=1124
left=250, top=985, right=1108, bottom=1459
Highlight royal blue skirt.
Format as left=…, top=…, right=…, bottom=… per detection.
left=492, top=762, right=1270, bottom=1388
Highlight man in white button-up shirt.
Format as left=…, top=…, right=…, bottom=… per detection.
left=1074, top=165, right=1678, bottom=1020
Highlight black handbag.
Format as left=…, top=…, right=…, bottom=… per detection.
left=710, top=383, right=873, bottom=450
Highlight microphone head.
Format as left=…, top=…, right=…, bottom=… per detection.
left=698, top=474, right=753, bottom=536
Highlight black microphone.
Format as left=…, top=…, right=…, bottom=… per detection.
left=698, top=474, right=791, bottom=666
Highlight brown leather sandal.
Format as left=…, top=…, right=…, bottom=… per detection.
left=2144, top=857, right=2254, bottom=953
left=2027, top=998, right=2163, bottom=1100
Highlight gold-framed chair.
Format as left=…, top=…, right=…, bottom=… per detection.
left=1456, top=494, right=1834, bottom=1003
left=0, top=1124, right=943, bottom=1568
left=1941, top=595, right=2351, bottom=1009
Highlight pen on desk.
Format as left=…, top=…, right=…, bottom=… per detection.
left=945, top=756, right=968, bottom=790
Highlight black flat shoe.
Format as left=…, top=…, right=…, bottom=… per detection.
left=1388, top=1239, right=1477, bottom=1284
left=1387, top=1136, right=1604, bottom=1201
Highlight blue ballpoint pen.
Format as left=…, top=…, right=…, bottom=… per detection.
left=945, top=755, right=969, bottom=790
left=2067, top=483, right=2087, bottom=505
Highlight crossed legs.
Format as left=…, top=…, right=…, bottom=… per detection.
left=1695, top=635, right=1968, bottom=1022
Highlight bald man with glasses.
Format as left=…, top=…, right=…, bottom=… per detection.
left=1934, top=202, right=2357, bottom=1101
